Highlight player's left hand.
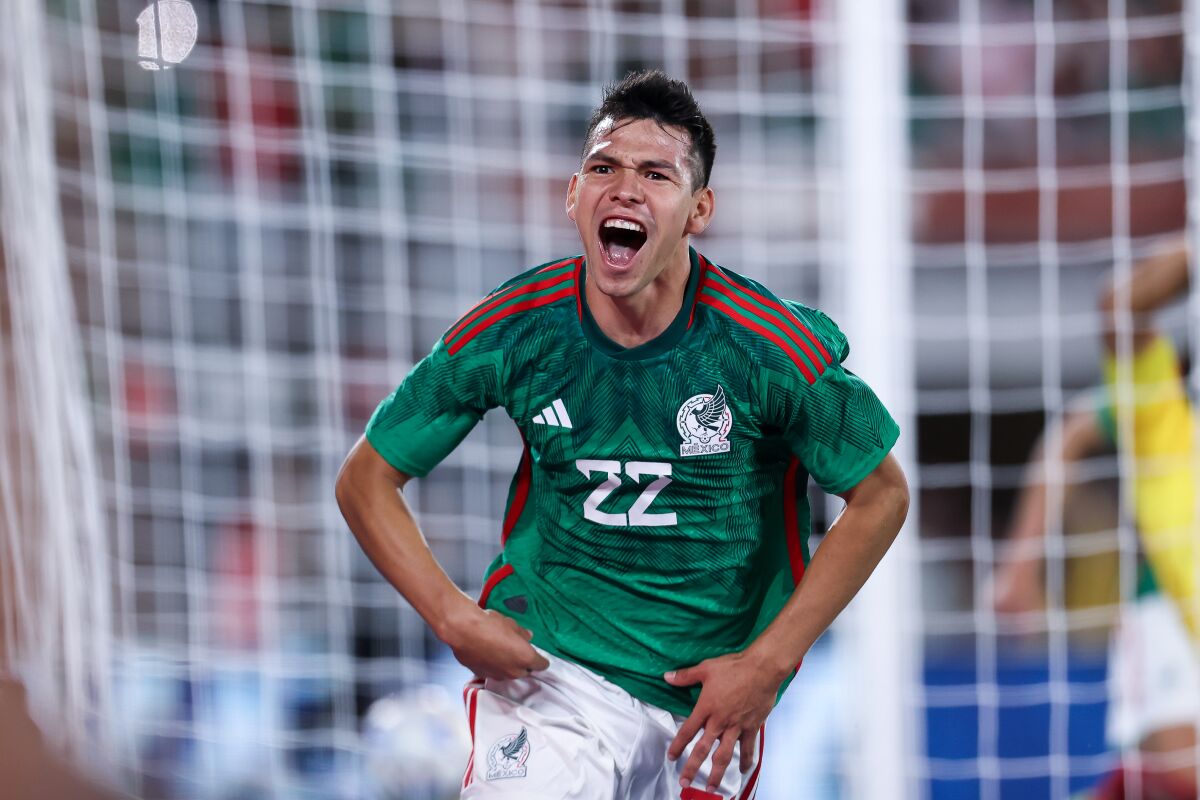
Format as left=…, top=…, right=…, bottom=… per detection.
left=664, top=650, right=781, bottom=792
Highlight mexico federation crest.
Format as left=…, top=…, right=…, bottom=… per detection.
left=486, top=727, right=530, bottom=781
left=677, top=386, right=733, bottom=457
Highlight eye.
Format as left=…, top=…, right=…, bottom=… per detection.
left=590, top=165, right=613, bottom=174
left=646, top=171, right=666, bottom=181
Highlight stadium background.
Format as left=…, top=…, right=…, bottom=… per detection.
left=1, top=0, right=1194, bottom=797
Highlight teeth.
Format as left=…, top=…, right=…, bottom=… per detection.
left=603, top=219, right=644, bottom=233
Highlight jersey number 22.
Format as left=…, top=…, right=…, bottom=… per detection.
left=575, top=460, right=677, bottom=527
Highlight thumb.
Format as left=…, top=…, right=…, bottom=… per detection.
left=663, top=665, right=703, bottom=686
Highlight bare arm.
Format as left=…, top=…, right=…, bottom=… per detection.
left=746, top=452, right=909, bottom=675
left=1100, top=235, right=1189, bottom=355
left=665, top=453, right=909, bottom=792
left=992, top=406, right=1108, bottom=616
left=335, top=435, right=548, bottom=679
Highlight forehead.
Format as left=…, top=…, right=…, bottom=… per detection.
left=585, top=117, right=692, bottom=165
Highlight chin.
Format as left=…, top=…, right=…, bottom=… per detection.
left=588, top=270, right=641, bottom=300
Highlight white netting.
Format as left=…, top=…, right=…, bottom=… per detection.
left=45, top=1, right=847, bottom=797
left=31, top=0, right=1199, bottom=797
left=910, top=1, right=1193, bottom=799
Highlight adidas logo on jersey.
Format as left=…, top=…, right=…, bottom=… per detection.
left=532, top=399, right=572, bottom=429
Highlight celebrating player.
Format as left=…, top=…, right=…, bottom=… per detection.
left=993, top=237, right=1199, bottom=799
left=336, top=70, right=909, bottom=799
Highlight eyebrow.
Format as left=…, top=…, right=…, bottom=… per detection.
left=584, top=152, right=681, bottom=176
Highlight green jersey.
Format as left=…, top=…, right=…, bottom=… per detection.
left=366, top=247, right=899, bottom=715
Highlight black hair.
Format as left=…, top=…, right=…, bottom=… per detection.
left=582, top=70, right=717, bottom=190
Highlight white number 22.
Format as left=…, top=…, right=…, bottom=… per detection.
left=575, top=459, right=677, bottom=527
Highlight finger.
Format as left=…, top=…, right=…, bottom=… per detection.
left=679, top=729, right=719, bottom=789
left=498, top=614, right=534, bottom=641
left=526, top=647, right=550, bottom=671
left=664, top=665, right=702, bottom=686
left=706, top=732, right=738, bottom=792
left=738, top=728, right=757, bottom=772
left=668, top=712, right=705, bottom=761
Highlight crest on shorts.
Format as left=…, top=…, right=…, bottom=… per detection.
left=677, top=386, right=733, bottom=457
left=486, top=727, right=530, bottom=780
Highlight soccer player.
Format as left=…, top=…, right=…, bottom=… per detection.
left=993, top=237, right=1199, bottom=799
left=336, top=70, right=909, bottom=799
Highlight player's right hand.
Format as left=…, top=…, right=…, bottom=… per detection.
left=440, top=605, right=550, bottom=680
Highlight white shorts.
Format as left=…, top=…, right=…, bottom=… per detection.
left=459, top=649, right=763, bottom=800
left=1108, top=593, right=1200, bottom=748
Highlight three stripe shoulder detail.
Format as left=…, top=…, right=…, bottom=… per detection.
left=696, top=259, right=834, bottom=384
left=444, top=257, right=581, bottom=355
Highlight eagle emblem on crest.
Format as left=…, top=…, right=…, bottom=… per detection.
left=677, top=386, right=734, bottom=457
left=486, top=726, right=530, bottom=780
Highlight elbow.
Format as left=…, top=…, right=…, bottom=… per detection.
left=334, top=437, right=410, bottom=518
left=334, top=457, right=358, bottom=519
left=877, top=456, right=910, bottom=538
left=889, top=475, right=911, bottom=537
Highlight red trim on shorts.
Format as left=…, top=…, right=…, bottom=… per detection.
left=681, top=788, right=724, bottom=800
left=461, top=680, right=483, bottom=788
left=478, top=563, right=515, bottom=608
left=738, top=726, right=765, bottom=800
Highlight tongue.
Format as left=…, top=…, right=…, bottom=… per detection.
left=604, top=239, right=639, bottom=267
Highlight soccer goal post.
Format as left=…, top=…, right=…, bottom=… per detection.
left=0, top=0, right=112, bottom=762
left=826, top=0, right=921, bottom=797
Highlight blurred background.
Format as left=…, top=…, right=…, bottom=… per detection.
left=1, top=0, right=1195, bottom=798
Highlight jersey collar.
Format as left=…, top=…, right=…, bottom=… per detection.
left=578, top=246, right=703, bottom=360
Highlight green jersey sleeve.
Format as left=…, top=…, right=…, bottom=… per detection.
left=772, top=302, right=900, bottom=494
left=365, top=336, right=504, bottom=477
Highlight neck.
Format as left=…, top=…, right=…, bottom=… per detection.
left=586, top=242, right=692, bottom=348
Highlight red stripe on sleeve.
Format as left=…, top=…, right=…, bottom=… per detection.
left=709, top=267, right=833, bottom=366
left=703, top=279, right=826, bottom=379
left=478, top=563, right=515, bottom=609
left=699, top=295, right=817, bottom=384
left=446, top=257, right=576, bottom=343
left=446, top=285, right=516, bottom=342
left=448, top=284, right=576, bottom=355
left=446, top=270, right=575, bottom=346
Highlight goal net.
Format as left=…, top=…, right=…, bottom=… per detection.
left=27, top=0, right=1196, bottom=798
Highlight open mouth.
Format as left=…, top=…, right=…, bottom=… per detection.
left=599, top=218, right=647, bottom=268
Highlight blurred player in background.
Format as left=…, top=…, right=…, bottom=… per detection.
left=993, top=237, right=1199, bottom=799
left=336, top=70, right=908, bottom=799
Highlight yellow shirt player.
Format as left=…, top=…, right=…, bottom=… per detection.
left=993, top=237, right=1200, bottom=800
left=1100, top=240, right=1200, bottom=641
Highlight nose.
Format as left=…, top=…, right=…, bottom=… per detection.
left=609, top=166, right=643, bottom=204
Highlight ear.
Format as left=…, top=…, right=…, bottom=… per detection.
left=565, top=173, right=580, bottom=222
left=684, top=185, right=714, bottom=236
